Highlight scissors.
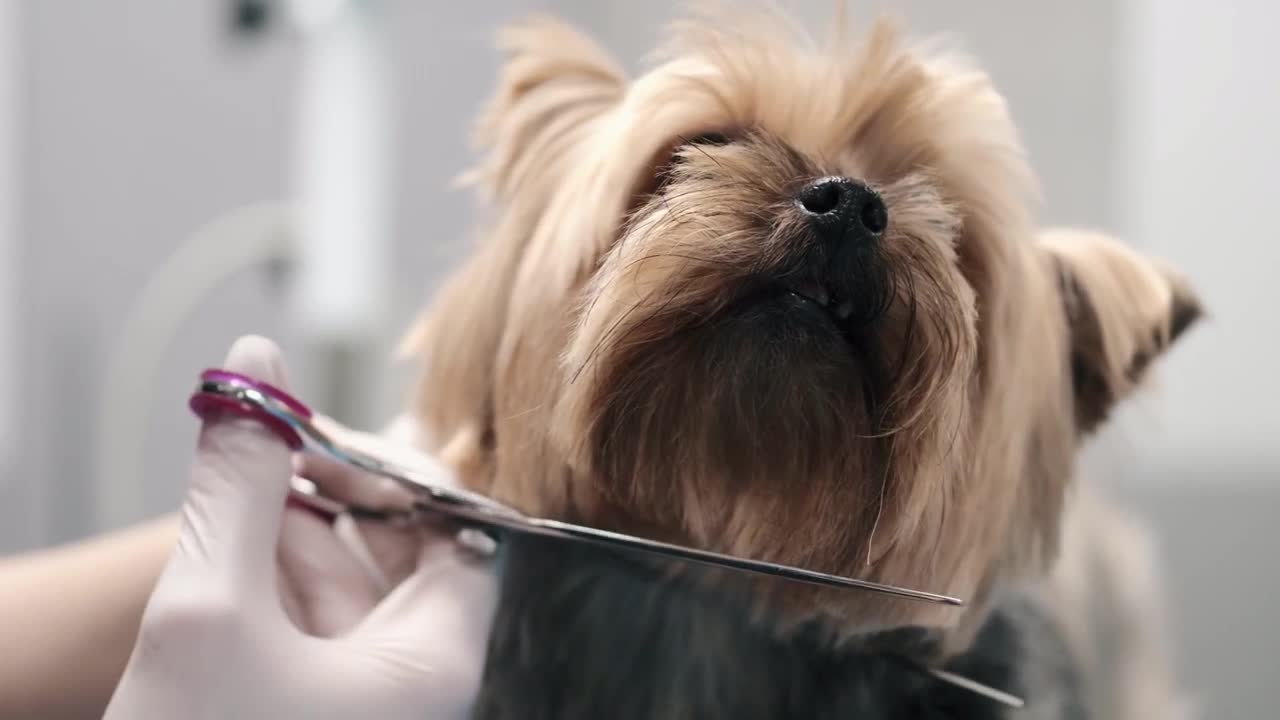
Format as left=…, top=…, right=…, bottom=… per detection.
left=189, top=368, right=960, bottom=605
left=187, top=368, right=1025, bottom=709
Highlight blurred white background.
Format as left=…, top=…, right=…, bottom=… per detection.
left=0, top=1, right=1274, bottom=717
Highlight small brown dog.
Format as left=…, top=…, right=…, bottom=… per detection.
left=402, top=8, right=1198, bottom=718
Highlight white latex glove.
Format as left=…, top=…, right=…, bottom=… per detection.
left=105, top=336, right=497, bottom=720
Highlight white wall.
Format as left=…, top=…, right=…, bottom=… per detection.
left=0, top=1, right=551, bottom=549
left=0, top=0, right=17, bottom=480
left=1115, top=0, right=1279, bottom=484
left=1109, top=2, right=1280, bottom=715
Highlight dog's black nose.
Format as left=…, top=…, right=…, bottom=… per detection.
left=795, top=177, right=887, bottom=242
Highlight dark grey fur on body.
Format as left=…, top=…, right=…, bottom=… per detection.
left=471, top=535, right=1089, bottom=719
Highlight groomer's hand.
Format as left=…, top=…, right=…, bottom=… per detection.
left=104, top=336, right=497, bottom=720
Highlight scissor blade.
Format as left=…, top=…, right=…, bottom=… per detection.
left=195, top=377, right=964, bottom=607
left=462, top=514, right=963, bottom=606
left=430, top=507, right=962, bottom=602
left=926, top=667, right=1026, bottom=708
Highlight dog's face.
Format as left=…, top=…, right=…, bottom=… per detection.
left=407, top=11, right=1200, bottom=637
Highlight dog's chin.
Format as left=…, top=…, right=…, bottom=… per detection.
left=727, top=289, right=843, bottom=340
left=729, top=249, right=895, bottom=355
left=775, top=290, right=873, bottom=343
left=715, top=285, right=892, bottom=398
left=575, top=285, right=893, bottom=547
left=742, top=287, right=852, bottom=331
left=700, top=296, right=873, bottom=389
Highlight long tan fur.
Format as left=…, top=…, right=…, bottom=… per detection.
left=404, top=6, right=1198, bottom=712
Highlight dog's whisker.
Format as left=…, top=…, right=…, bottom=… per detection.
left=574, top=271, right=709, bottom=385
left=619, top=251, right=736, bottom=274
left=570, top=295, right=660, bottom=384
left=865, top=435, right=894, bottom=567
left=501, top=403, right=546, bottom=423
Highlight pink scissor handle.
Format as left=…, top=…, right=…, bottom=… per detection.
left=188, top=369, right=312, bottom=450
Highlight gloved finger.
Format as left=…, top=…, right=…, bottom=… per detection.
left=277, top=503, right=383, bottom=637
left=277, top=562, right=308, bottom=628
left=294, top=451, right=417, bottom=513
left=170, top=335, right=295, bottom=592
left=293, top=452, right=429, bottom=587
left=347, top=531, right=498, bottom=673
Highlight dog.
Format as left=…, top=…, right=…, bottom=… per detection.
left=400, top=8, right=1199, bottom=718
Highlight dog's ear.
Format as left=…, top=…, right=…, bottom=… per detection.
left=1040, top=229, right=1202, bottom=434
left=400, top=17, right=624, bottom=480
left=462, top=16, right=626, bottom=199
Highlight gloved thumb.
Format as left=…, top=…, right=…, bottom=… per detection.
left=172, top=335, right=295, bottom=591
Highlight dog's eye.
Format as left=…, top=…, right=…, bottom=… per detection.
left=641, top=132, right=737, bottom=200
left=668, top=132, right=734, bottom=167
left=684, top=132, right=732, bottom=147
